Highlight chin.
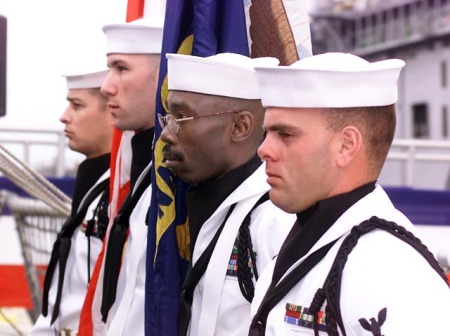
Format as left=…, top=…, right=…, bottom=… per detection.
left=278, top=204, right=298, bottom=214
left=166, top=168, right=186, bottom=182
left=270, top=193, right=295, bottom=213
left=179, top=173, right=200, bottom=185
left=179, top=175, right=195, bottom=185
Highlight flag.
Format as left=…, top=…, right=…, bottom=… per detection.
left=248, top=0, right=312, bottom=65
left=108, top=130, right=133, bottom=215
left=145, top=1, right=250, bottom=335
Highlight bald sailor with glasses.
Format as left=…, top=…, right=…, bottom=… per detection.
left=159, top=53, right=295, bottom=336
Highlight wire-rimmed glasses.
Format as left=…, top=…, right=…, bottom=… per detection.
left=158, top=110, right=240, bottom=133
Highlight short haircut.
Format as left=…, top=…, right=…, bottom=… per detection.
left=323, top=104, right=396, bottom=176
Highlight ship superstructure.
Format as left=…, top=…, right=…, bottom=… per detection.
left=311, top=0, right=450, bottom=188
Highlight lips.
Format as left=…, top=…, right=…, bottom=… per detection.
left=162, top=146, right=183, bottom=169
left=64, top=129, right=73, bottom=138
left=265, top=170, right=279, bottom=178
left=164, top=157, right=181, bottom=170
left=163, top=151, right=181, bottom=162
left=107, top=103, right=120, bottom=113
left=163, top=153, right=176, bottom=161
left=265, top=170, right=281, bottom=186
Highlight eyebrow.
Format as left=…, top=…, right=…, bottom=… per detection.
left=66, top=96, right=84, bottom=104
left=167, top=98, right=194, bottom=114
left=264, top=122, right=298, bottom=132
left=108, top=58, right=126, bottom=68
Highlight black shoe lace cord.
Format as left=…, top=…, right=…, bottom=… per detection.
left=41, top=179, right=109, bottom=325
left=237, top=213, right=257, bottom=303
left=84, top=203, right=100, bottom=284
left=237, top=191, right=269, bottom=303
left=308, top=216, right=449, bottom=336
left=100, top=169, right=152, bottom=323
left=84, top=188, right=109, bottom=284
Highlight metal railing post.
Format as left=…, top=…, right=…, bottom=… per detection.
left=56, top=132, right=66, bottom=177
left=406, top=144, right=416, bottom=187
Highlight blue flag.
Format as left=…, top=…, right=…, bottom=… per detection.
left=145, top=1, right=249, bottom=335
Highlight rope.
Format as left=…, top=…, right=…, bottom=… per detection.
left=0, top=144, right=71, bottom=216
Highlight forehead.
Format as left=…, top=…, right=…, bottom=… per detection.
left=67, top=88, right=97, bottom=101
left=264, top=107, right=325, bottom=126
left=106, top=53, right=153, bottom=67
left=167, top=90, right=209, bottom=111
left=265, top=107, right=299, bottom=121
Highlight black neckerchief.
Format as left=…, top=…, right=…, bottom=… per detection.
left=130, top=127, right=154, bottom=190
left=272, top=182, right=376, bottom=285
left=186, top=154, right=262, bottom=251
left=42, top=153, right=109, bottom=322
left=99, top=128, right=153, bottom=322
left=100, top=166, right=153, bottom=322
left=71, top=153, right=110, bottom=216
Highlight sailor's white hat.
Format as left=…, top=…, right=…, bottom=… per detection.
left=166, top=53, right=280, bottom=100
left=62, top=50, right=108, bottom=89
left=103, top=17, right=164, bottom=55
left=254, top=52, right=406, bottom=108
left=64, top=70, right=109, bottom=90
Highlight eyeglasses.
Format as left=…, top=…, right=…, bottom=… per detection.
left=158, top=110, right=240, bottom=134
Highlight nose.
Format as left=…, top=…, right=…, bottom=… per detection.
left=160, top=124, right=177, bottom=145
left=257, top=135, right=276, bottom=162
left=59, top=105, right=71, bottom=124
left=100, top=72, right=116, bottom=96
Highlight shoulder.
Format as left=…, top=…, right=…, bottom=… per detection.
left=340, top=227, right=450, bottom=335
left=341, top=225, right=450, bottom=306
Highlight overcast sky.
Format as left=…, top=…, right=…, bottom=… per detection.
left=0, top=0, right=314, bottom=171
left=0, top=0, right=127, bottom=130
left=0, top=0, right=315, bottom=131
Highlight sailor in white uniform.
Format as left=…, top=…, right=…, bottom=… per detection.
left=30, top=49, right=112, bottom=335
left=160, top=53, right=296, bottom=336
left=249, top=52, right=450, bottom=336
left=78, top=17, right=163, bottom=336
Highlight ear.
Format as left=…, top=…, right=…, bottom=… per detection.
left=231, top=111, right=253, bottom=142
left=335, top=126, right=362, bottom=168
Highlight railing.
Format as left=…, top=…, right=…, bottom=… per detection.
left=0, top=190, right=67, bottom=321
left=0, top=128, right=74, bottom=177
left=312, top=2, right=450, bottom=56
left=383, top=139, right=450, bottom=189
left=1, top=127, right=450, bottom=189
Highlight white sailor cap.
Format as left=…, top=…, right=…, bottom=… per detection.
left=103, top=17, right=164, bottom=55
left=254, top=52, right=406, bottom=108
left=166, top=53, right=280, bottom=100
left=62, top=51, right=108, bottom=90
